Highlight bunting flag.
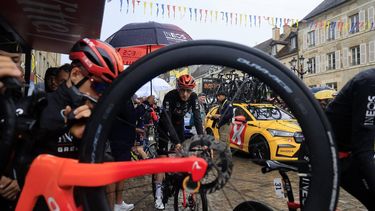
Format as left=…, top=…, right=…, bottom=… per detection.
left=167, top=4, right=170, bottom=18
left=143, top=1, right=146, bottom=15
left=172, top=5, right=176, bottom=19
left=118, top=0, right=375, bottom=32
left=194, top=8, right=198, bottom=22
left=156, top=3, right=159, bottom=17
left=254, top=15, right=256, bottom=27
left=189, top=8, right=192, bottom=20
left=199, top=9, right=202, bottom=22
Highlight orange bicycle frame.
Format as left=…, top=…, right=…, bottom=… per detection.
left=16, top=154, right=207, bottom=211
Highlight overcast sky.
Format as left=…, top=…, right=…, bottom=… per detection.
left=61, top=0, right=323, bottom=64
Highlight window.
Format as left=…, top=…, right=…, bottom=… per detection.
left=271, top=45, right=277, bottom=56
left=308, top=57, right=316, bottom=74
left=307, top=31, right=315, bottom=47
left=326, top=82, right=337, bottom=90
left=328, top=22, right=335, bottom=40
left=327, top=52, right=336, bottom=70
left=234, top=106, right=252, bottom=121
left=350, top=45, right=360, bottom=66
left=349, top=13, right=359, bottom=34
left=290, top=37, right=297, bottom=49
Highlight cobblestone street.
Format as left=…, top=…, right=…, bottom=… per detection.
left=122, top=155, right=366, bottom=211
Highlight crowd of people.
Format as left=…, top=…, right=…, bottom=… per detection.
left=0, top=36, right=374, bottom=211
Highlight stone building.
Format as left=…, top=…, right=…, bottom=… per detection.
left=30, top=50, right=61, bottom=82
left=299, top=0, right=375, bottom=90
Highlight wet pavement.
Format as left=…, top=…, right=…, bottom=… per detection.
left=122, top=155, right=366, bottom=211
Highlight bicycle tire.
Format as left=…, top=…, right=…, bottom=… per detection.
left=79, top=40, right=339, bottom=211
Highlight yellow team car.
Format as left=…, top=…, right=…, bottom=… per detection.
left=205, top=103, right=303, bottom=161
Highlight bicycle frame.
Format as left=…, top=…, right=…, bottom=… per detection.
left=16, top=154, right=207, bottom=211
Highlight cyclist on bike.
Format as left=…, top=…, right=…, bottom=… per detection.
left=325, top=68, right=375, bottom=210
left=154, top=74, right=204, bottom=209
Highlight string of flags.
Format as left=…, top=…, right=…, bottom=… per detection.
left=119, top=0, right=299, bottom=28
left=115, top=0, right=375, bottom=32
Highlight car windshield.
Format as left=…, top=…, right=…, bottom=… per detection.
left=247, top=105, right=294, bottom=120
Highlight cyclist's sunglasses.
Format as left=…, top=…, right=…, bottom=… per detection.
left=90, top=78, right=110, bottom=95
left=178, top=88, right=193, bottom=93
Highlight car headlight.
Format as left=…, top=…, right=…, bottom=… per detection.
left=267, top=129, right=294, bottom=137
left=293, top=132, right=304, bottom=143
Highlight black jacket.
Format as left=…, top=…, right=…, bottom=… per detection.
left=34, top=83, right=81, bottom=158
left=159, top=89, right=203, bottom=144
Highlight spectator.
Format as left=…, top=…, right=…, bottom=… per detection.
left=55, top=64, right=70, bottom=85
left=0, top=50, right=22, bottom=211
left=208, top=92, right=233, bottom=145
left=43, top=67, right=59, bottom=93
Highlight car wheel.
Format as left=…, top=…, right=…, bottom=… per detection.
left=248, top=136, right=270, bottom=161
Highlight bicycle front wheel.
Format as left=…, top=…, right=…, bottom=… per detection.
left=79, top=40, right=339, bottom=211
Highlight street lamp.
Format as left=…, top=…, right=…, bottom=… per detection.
left=289, top=55, right=309, bottom=80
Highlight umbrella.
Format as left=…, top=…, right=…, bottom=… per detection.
left=310, top=85, right=334, bottom=94
left=135, top=77, right=172, bottom=98
left=106, top=21, right=192, bottom=96
left=314, top=89, right=336, bottom=100
left=106, top=21, right=193, bottom=65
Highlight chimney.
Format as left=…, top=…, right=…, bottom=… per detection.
left=272, top=27, right=280, bottom=40
left=283, top=24, right=291, bottom=36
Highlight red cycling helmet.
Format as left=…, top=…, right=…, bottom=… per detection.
left=177, top=74, right=196, bottom=89
left=69, top=38, right=124, bottom=83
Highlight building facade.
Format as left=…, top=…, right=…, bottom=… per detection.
left=299, top=0, right=375, bottom=90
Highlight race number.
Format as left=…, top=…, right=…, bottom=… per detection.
left=273, top=178, right=285, bottom=198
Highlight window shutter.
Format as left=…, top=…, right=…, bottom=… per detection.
left=343, top=47, right=348, bottom=67
left=321, top=26, right=326, bottom=43
left=369, top=41, right=375, bottom=62
left=316, top=55, right=320, bottom=73
left=321, top=54, right=326, bottom=72
left=303, top=33, right=307, bottom=49
left=359, top=10, right=365, bottom=31
left=368, top=7, right=374, bottom=30
left=335, top=50, right=341, bottom=69
left=315, top=28, right=320, bottom=45
left=360, top=43, right=366, bottom=64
